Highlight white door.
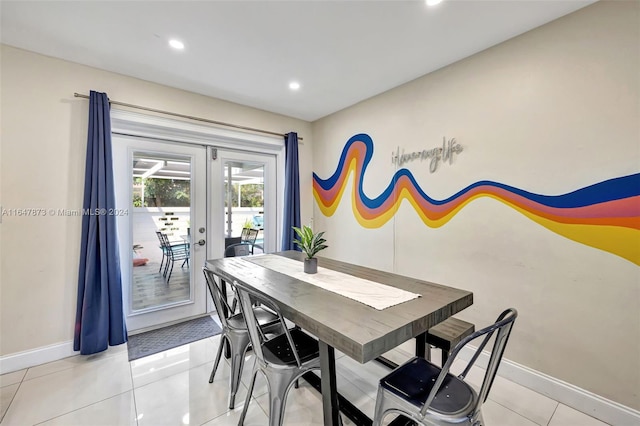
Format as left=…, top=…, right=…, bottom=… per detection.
left=209, top=149, right=279, bottom=260
left=113, top=135, right=208, bottom=331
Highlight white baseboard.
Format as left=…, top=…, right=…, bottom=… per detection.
left=0, top=341, right=77, bottom=375
left=458, top=345, right=640, bottom=426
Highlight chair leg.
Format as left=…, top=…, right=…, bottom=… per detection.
left=372, top=387, right=388, bottom=426
left=166, top=260, right=175, bottom=281
left=209, top=335, right=226, bottom=383
left=163, top=256, right=171, bottom=277
left=239, top=369, right=258, bottom=425
left=159, top=253, right=165, bottom=274
left=228, top=346, right=247, bottom=409
left=265, top=371, right=298, bottom=426
left=473, top=409, right=485, bottom=425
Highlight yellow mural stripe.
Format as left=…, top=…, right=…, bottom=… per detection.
left=313, top=158, right=357, bottom=217
left=332, top=187, right=640, bottom=265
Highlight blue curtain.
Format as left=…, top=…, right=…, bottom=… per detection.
left=281, top=132, right=301, bottom=251
left=74, top=91, right=127, bottom=355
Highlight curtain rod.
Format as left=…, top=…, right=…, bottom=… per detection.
left=73, top=93, right=302, bottom=141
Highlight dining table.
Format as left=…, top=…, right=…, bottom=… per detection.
left=205, top=250, right=473, bottom=426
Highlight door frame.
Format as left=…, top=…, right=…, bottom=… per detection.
left=111, top=109, right=285, bottom=328
left=113, top=137, right=208, bottom=331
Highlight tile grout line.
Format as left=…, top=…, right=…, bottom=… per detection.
left=201, top=355, right=268, bottom=425
left=130, top=336, right=221, bottom=391
left=129, top=361, right=140, bottom=426
left=334, top=365, right=379, bottom=406
left=487, top=396, right=557, bottom=426
left=240, top=356, right=270, bottom=420
left=29, top=390, right=135, bottom=425
left=0, top=376, right=24, bottom=424
left=15, top=348, right=128, bottom=385
left=546, top=401, right=560, bottom=426
left=7, top=342, right=131, bottom=425
left=131, top=356, right=214, bottom=390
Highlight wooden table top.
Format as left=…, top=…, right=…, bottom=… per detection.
left=205, top=251, right=473, bottom=363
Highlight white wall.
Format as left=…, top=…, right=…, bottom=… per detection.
left=0, top=45, right=313, bottom=356
left=132, top=207, right=190, bottom=264
left=311, top=0, right=639, bottom=411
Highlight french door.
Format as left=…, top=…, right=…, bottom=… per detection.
left=113, top=140, right=283, bottom=332
left=113, top=135, right=208, bottom=331
left=111, top=109, right=284, bottom=332
left=209, top=149, right=278, bottom=260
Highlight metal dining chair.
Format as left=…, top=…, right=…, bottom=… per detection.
left=240, top=227, right=251, bottom=242
left=155, top=231, right=172, bottom=274
left=234, top=280, right=322, bottom=426
left=240, top=228, right=260, bottom=254
left=373, top=308, right=517, bottom=426
left=202, top=267, right=282, bottom=409
left=156, top=231, right=190, bottom=280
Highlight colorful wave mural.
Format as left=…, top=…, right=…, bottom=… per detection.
left=313, top=134, right=640, bottom=265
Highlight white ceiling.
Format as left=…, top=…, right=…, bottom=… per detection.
left=1, top=0, right=597, bottom=121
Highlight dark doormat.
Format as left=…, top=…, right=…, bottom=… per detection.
left=127, top=316, right=222, bottom=361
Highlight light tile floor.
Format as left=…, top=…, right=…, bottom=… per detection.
left=1, top=327, right=610, bottom=426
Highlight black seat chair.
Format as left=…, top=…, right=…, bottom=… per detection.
left=224, top=242, right=252, bottom=257
left=202, top=267, right=281, bottom=409
left=156, top=232, right=190, bottom=281
left=234, top=281, right=321, bottom=426
left=373, top=308, right=517, bottom=426
left=240, top=228, right=259, bottom=254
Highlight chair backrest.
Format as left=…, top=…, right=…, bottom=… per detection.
left=421, top=308, right=518, bottom=419
left=156, top=231, right=167, bottom=248
left=158, top=231, right=175, bottom=254
left=224, top=243, right=252, bottom=257
left=158, top=231, right=185, bottom=256
left=202, top=267, right=238, bottom=330
left=241, top=228, right=259, bottom=244
left=233, top=281, right=303, bottom=367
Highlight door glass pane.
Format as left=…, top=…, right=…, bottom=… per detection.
left=224, top=160, right=264, bottom=254
left=131, top=154, right=192, bottom=311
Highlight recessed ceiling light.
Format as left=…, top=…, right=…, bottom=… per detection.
left=426, top=0, right=443, bottom=6
left=289, top=81, right=301, bottom=90
left=169, top=39, right=185, bottom=50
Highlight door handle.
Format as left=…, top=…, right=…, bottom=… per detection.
left=196, top=239, right=205, bottom=246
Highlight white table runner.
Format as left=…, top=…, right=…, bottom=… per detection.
left=245, top=255, right=420, bottom=310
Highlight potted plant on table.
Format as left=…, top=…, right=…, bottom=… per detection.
left=292, top=225, right=328, bottom=274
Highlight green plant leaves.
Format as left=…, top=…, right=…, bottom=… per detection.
left=291, top=225, right=328, bottom=259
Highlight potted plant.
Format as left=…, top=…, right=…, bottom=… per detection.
left=292, top=225, right=328, bottom=274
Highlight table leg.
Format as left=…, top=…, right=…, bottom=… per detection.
left=319, top=341, right=340, bottom=426
left=302, top=373, right=372, bottom=426
left=415, top=332, right=427, bottom=359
